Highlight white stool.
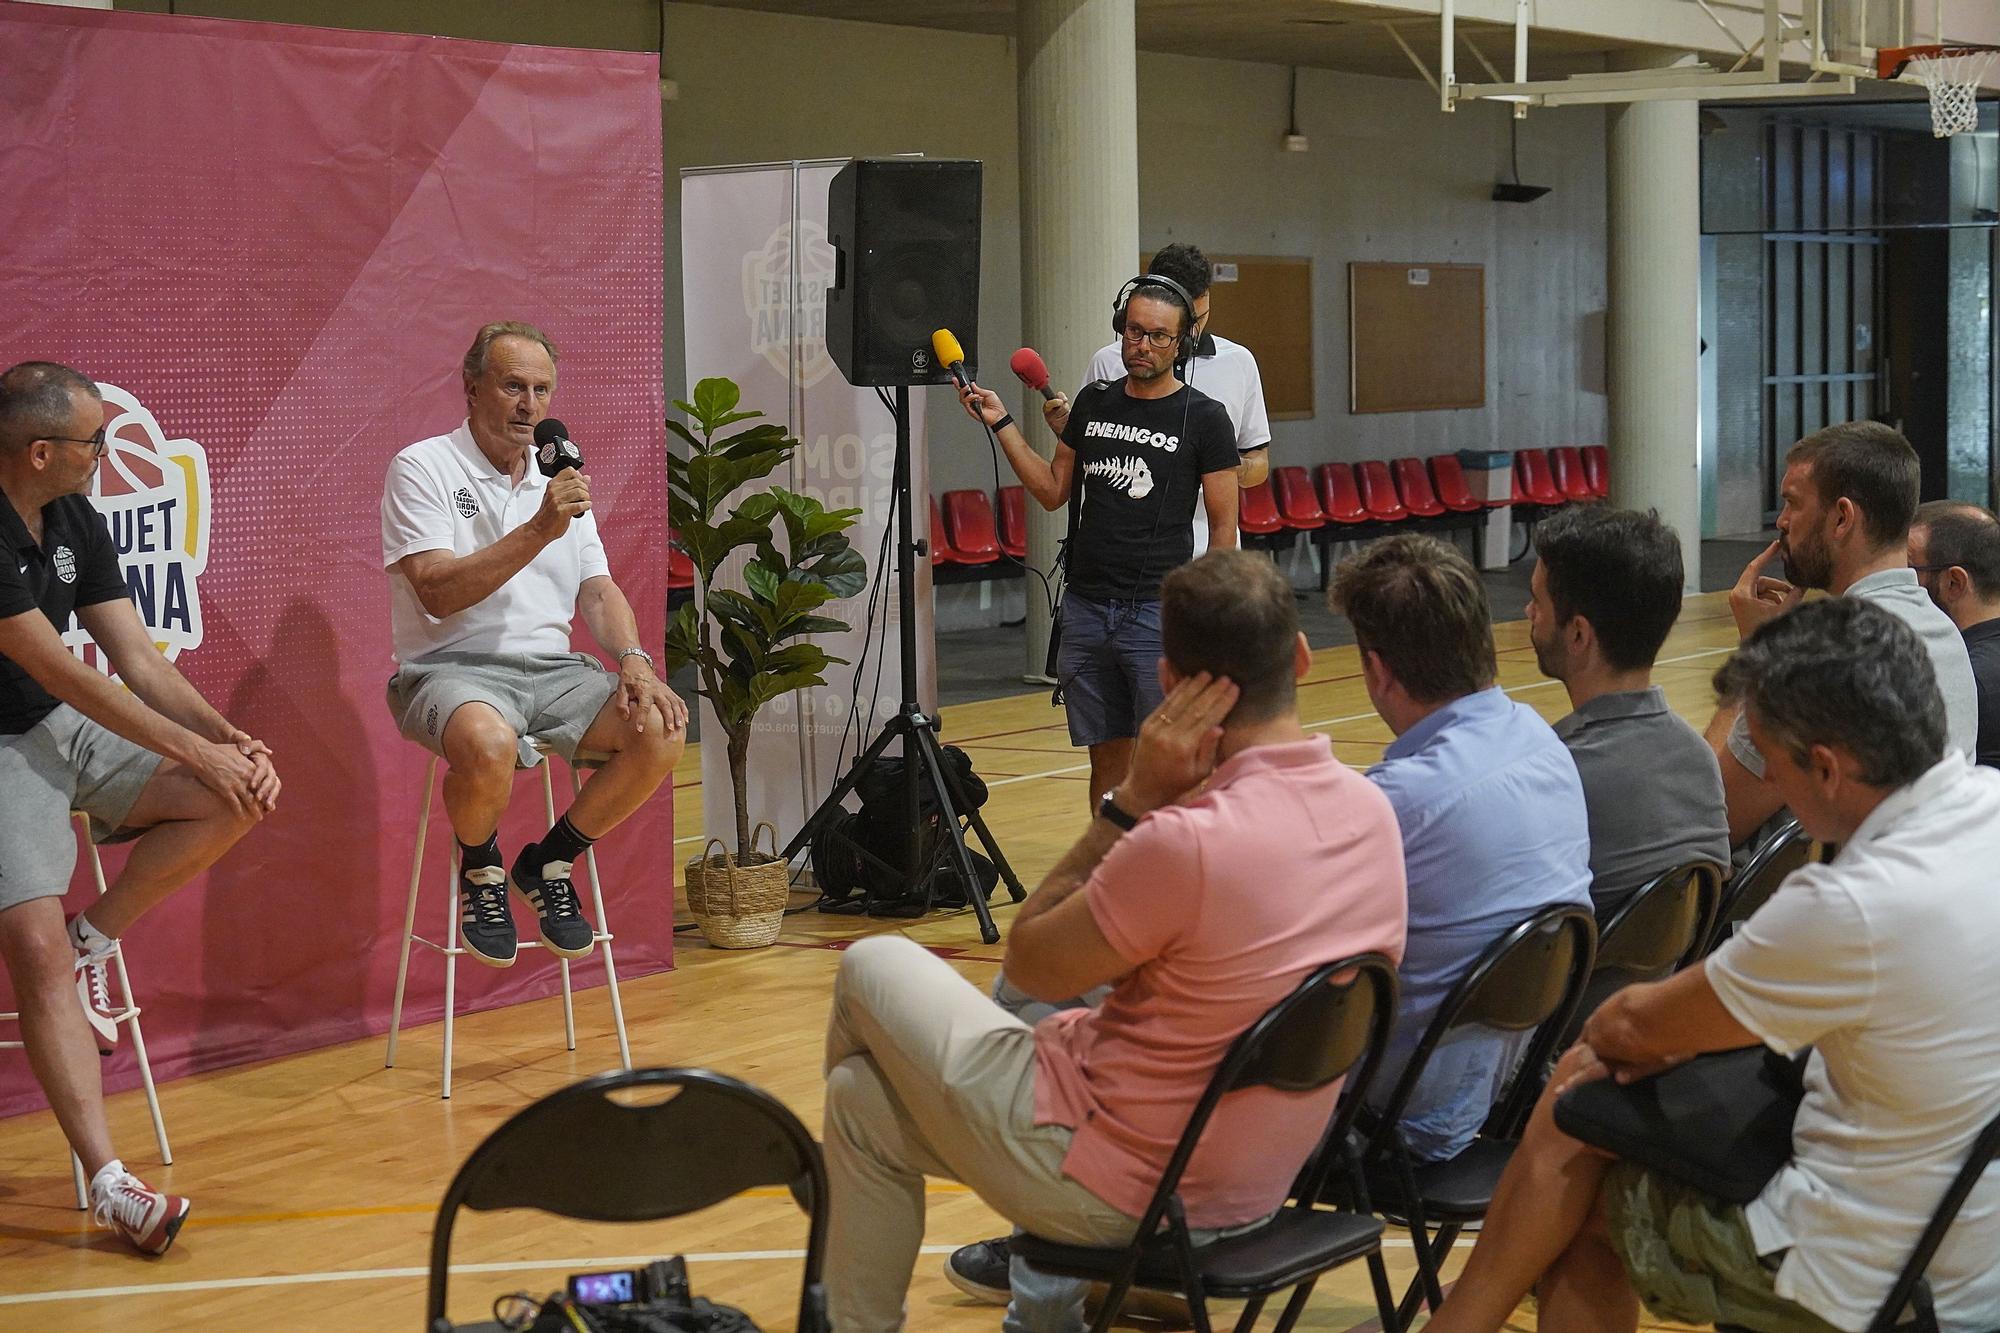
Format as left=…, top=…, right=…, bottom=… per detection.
left=0, top=813, right=173, bottom=1209
left=384, top=740, right=632, bottom=1098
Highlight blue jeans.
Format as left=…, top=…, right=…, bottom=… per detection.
left=1056, top=594, right=1164, bottom=747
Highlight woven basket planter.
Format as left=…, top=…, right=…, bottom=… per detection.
left=684, top=823, right=788, bottom=949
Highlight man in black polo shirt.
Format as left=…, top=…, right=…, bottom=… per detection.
left=961, top=276, right=1239, bottom=811
left=0, top=362, right=277, bottom=1255
left=1910, top=500, right=2000, bottom=769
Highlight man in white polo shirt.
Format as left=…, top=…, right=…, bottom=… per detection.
left=380, top=322, right=685, bottom=967
left=1048, top=243, right=1271, bottom=555
left=1423, top=597, right=2000, bottom=1333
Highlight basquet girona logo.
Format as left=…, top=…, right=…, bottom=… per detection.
left=59, top=383, right=211, bottom=676
left=743, top=219, right=838, bottom=389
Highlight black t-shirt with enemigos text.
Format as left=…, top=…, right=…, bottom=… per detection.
left=1060, top=378, right=1237, bottom=601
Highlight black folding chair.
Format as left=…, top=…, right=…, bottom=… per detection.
left=1560, top=860, right=1724, bottom=1049
left=1720, top=1104, right=2000, bottom=1333
left=425, top=1067, right=828, bottom=1333
left=1012, top=954, right=1402, bottom=1333
left=1355, top=904, right=1599, bottom=1330
left=1705, top=815, right=1813, bottom=955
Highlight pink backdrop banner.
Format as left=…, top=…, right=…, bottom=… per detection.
left=0, top=4, right=671, bottom=1117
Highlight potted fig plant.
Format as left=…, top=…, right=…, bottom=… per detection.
left=665, top=377, right=865, bottom=947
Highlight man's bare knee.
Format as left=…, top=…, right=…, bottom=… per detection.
left=442, top=708, right=518, bottom=778
left=0, top=913, right=78, bottom=994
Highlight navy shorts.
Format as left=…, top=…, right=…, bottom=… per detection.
left=1056, top=594, right=1164, bottom=747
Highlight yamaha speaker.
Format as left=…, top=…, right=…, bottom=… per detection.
left=826, top=158, right=982, bottom=387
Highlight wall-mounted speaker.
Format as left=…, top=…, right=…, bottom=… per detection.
left=825, top=158, right=982, bottom=388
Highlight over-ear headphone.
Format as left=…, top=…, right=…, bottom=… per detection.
left=1111, top=273, right=1199, bottom=364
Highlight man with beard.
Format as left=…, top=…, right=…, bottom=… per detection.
left=960, top=275, right=1239, bottom=811
left=1908, top=500, right=2000, bottom=768
left=1706, top=421, right=1975, bottom=846
left=1527, top=507, right=1728, bottom=919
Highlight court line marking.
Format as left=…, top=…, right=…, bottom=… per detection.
left=0, top=1239, right=1422, bottom=1306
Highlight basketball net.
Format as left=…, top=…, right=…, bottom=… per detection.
left=1906, top=48, right=1995, bottom=137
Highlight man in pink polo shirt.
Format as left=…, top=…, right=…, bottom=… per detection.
left=821, top=550, right=1409, bottom=1332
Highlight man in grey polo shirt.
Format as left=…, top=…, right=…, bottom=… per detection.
left=1706, top=421, right=1976, bottom=847
left=381, top=322, right=685, bottom=967
left=1527, top=507, right=1727, bottom=919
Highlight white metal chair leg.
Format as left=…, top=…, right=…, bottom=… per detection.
left=538, top=763, right=578, bottom=1051
left=574, top=758, right=633, bottom=1070
left=442, top=841, right=459, bottom=1100
left=384, top=756, right=438, bottom=1070
left=71, top=1153, right=86, bottom=1211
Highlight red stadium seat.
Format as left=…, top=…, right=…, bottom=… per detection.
left=1238, top=480, right=1286, bottom=536
left=1271, top=466, right=1327, bottom=530
left=1549, top=447, right=1596, bottom=504
left=1428, top=454, right=1489, bottom=513
left=1356, top=460, right=1410, bottom=523
left=667, top=535, right=696, bottom=591
left=997, top=485, right=1028, bottom=559
left=942, top=489, right=1002, bottom=564
left=930, top=495, right=966, bottom=566
left=1314, top=463, right=1369, bottom=526
left=1514, top=449, right=1565, bottom=508
left=1391, top=457, right=1448, bottom=520
left=1582, top=445, right=1610, bottom=500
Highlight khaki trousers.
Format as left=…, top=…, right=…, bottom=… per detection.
left=822, top=936, right=1139, bottom=1332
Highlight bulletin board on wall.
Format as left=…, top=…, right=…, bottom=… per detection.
left=1348, top=261, right=1486, bottom=413
left=1143, top=252, right=1315, bottom=420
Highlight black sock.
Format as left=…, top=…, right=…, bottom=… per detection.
left=536, top=814, right=596, bottom=869
left=458, top=832, right=502, bottom=873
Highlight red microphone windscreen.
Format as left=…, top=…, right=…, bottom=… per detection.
left=1009, top=347, right=1051, bottom=392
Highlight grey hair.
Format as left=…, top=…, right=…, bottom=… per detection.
left=1712, top=597, right=1944, bottom=788
left=461, top=322, right=558, bottom=383
left=0, top=362, right=100, bottom=453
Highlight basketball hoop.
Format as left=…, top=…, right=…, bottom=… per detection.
left=1878, top=44, right=1998, bottom=137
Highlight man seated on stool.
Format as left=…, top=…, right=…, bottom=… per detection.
left=823, top=550, right=1408, bottom=1333
left=380, top=322, right=685, bottom=967
left=0, top=361, right=279, bottom=1254
left=1422, top=599, right=2000, bottom=1333
left=1908, top=499, right=2000, bottom=768
left=1526, top=506, right=1728, bottom=920
left=1331, top=533, right=1592, bottom=1165
left=1708, top=421, right=1975, bottom=848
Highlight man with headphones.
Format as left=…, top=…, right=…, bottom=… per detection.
left=959, top=272, right=1240, bottom=812
left=1050, top=243, right=1271, bottom=556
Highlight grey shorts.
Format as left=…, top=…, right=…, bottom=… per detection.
left=386, top=651, right=617, bottom=766
left=0, top=704, right=164, bottom=912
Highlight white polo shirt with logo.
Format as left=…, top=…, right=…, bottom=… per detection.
left=380, top=421, right=609, bottom=665
left=1087, top=333, right=1270, bottom=555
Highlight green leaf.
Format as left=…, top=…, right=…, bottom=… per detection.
left=783, top=614, right=852, bottom=640
left=665, top=418, right=704, bottom=453
left=717, top=423, right=791, bottom=458
left=663, top=602, right=701, bottom=670
left=793, top=545, right=869, bottom=600
left=770, top=579, right=833, bottom=627
left=692, top=377, right=741, bottom=431
left=742, top=559, right=782, bottom=605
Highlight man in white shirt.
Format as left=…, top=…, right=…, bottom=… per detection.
left=1706, top=420, right=1976, bottom=846
left=380, top=322, right=684, bottom=967
left=1422, top=597, right=2000, bottom=1333
left=1047, top=243, right=1270, bottom=555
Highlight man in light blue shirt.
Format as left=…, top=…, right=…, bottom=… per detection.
left=1332, top=534, right=1592, bottom=1163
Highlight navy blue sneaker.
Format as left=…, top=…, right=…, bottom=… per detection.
left=459, top=864, right=517, bottom=967
left=509, top=844, right=595, bottom=958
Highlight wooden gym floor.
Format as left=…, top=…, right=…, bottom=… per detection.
left=0, top=594, right=1748, bottom=1331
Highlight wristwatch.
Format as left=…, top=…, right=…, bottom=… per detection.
left=1096, top=790, right=1140, bottom=831
left=617, top=647, right=655, bottom=672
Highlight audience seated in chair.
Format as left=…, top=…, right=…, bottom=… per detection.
left=1422, top=598, right=2000, bottom=1333
left=1330, top=533, right=1592, bottom=1165
left=1707, top=422, right=1975, bottom=849
left=1526, top=506, right=1728, bottom=919
left=1908, top=499, right=2000, bottom=769
left=820, top=551, right=1407, bottom=1333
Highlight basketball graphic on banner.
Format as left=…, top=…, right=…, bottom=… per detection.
left=60, top=382, right=211, bottom=675
left=743, top=219, right=838, bottom=389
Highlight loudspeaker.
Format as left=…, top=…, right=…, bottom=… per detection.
left=826, top=158, right=982, bottom=388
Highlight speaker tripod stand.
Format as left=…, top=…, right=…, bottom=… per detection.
left=784, top=386, right=1025, bottom=945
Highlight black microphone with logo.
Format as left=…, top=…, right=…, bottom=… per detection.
left=533, top=418, right=584, bottom=478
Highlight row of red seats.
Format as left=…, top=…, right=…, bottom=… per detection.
left=905, top=445, right=1610, bottom=582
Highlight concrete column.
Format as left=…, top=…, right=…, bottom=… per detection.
left=1017, top=0, right=1138, bottom=679
left=1606, top=56, right=1702, bottom=591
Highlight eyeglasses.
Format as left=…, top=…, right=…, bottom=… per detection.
left=1119, top=324, right=1179, bottom=350
left=42, top=427, right=107, bottom=456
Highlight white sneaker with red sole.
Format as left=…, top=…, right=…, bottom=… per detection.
left=91, top=1170, right=190, bottom=1256
left=74, top=949, right=119, bottom=1054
